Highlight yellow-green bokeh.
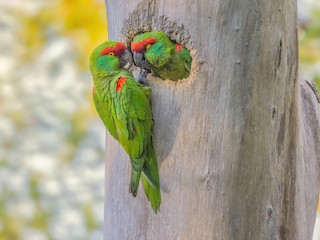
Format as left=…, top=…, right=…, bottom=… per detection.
left=17, top=0, right=108, bottom=68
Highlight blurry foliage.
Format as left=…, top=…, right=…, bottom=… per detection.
left=314, top=75, right=320, bottom=92
left=299, top=9, right=320, bottom=91
left=67, top=111, right=90, bottom=146
left=300, top=9, right=320, bottom=64
left=63, top=111, right=91, bottom=163
left=0, top=0, right=107, bottom=239
left=0, top=217, right=21, bottom=240
left=52, top=0, right=108, bottom=67
left=82, top=204, right=99, bottom=230
left=0, top=190, right=20, bottom=240
left=17, top=0, right=108, bottom=68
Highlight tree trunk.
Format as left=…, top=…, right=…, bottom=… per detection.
left=104, top=0, right=320, bottom=239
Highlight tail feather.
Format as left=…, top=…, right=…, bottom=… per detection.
left=141, top=142, right=161, bottom=213
left=129, top=140, right=161, bottom=213
left=129, top=157, right=144, bottom=197
left=141, top=173, right=161, bottom=213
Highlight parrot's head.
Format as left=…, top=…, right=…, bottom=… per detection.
left=90, top=41, right=132, bottom=77
left=131, top=32, right=174, bottom=70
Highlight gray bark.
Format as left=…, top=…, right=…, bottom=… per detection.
left=104, top=0, right=320, bottom=239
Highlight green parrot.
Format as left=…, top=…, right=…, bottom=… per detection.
left=131, top=31, right=192, bottom=81
left=89, top=41, right=161, bottom=213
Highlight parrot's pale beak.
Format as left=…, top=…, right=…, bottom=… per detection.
left=119, top=49, right=133, bottom=68
left=133, top=52, right=144, bottom=67
left=133, top=52, right=151, bottom=70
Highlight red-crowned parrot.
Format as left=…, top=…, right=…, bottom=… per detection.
left=90, top=41, right=161, bottom=213
left=131, top=31, right=192, bottom=81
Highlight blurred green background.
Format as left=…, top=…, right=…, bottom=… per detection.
left=299, top=1, right=320, bottom=92
left=0, top=0, right=107, bottom=239
left=0, top=0, right=319, bottom=240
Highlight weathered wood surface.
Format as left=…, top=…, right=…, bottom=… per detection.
left=104, top=0, right=320, bottom=239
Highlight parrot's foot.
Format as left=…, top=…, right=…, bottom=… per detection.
left=138, top=69, right=150, bottom=85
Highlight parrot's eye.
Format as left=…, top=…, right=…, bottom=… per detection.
left=108, top=52, right=115, bottom=56
left=146, top=44, right=152, bottom=50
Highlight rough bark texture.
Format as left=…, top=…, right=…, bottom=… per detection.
left=104, top=0, right=320, bottom=239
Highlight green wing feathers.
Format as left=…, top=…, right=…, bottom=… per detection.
left=93, top=89, right=119, bottom=139
left=112, top=75, right=161, bottom=212
left=180, top=47, right=192, bottom=73
left=114, top=78, right=152, bottom=158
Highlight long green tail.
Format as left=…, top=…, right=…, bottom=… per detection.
left=141, top=173, right=161, bottom=213
left=141, top=142, right=161, bottom=213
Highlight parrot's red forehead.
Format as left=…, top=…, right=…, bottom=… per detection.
left=131, top=37, right=156, bottom=52
left=101, top=42, right=126, bottom=56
